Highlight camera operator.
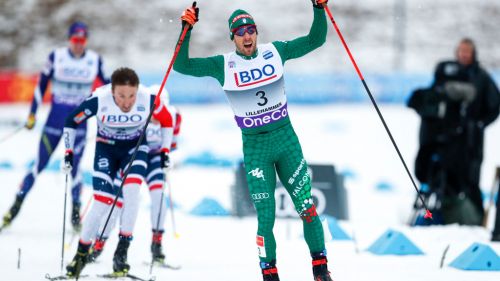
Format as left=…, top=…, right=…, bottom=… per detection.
left=408, top=38, right=500, bottom=226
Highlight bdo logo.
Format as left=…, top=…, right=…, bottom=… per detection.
left=106, top=114, right=143, bottom=123
left=237, top=64, right=275, bottom=84
left=61, top=67, right=91, bottom=78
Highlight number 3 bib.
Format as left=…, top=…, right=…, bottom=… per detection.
left=222, top=43, right=287, bottom=129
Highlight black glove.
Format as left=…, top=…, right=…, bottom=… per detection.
left=63, top=150, right=73, bottom=173
left=161, top=152, right=170, bottom=169
left=311, top=0, right=328, bottom=8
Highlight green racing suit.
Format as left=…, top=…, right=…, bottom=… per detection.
left=173, top=6, right=328, bottom=262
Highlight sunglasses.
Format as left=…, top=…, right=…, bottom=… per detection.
left=70, top=36, right=87, bottom=45
left=233, top=25, right=257, bottom=37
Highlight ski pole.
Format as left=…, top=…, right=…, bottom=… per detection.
left=323, top=3, right=432, bottom=219
left=97, top=19, right=192, bottom=242
left=60, top=170, right=71, bottom=274
left=0, top=125, right=24, bottom=145
left=149, top=169, right=167, bottom=275
left=482, top=167, right=500, bottom=227
left=439, top=244, right=450, bottom=269
left=153, top=2, right=195, bottom=107
left=165, top=169, right=179, bottom=239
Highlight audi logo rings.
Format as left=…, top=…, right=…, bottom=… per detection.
left=251, top=192, right=270, bottom=200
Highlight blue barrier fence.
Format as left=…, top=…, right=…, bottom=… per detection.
left=139, top=71, right=500, bottom=104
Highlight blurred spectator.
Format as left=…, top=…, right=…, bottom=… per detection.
left=1, top=21, right=109, bottom=232
left=408, top=38, right=500, bottom=226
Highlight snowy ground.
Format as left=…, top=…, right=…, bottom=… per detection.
left=0, top=103, right=499, bottom=281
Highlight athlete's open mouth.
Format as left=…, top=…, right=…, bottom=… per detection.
left=243, top=42, right=253, bottom=50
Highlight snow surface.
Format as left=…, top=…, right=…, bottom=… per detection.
left=0, top=103, right=499, bottom=281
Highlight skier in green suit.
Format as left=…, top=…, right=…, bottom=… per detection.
left=174, top=1, right=333, bottom=280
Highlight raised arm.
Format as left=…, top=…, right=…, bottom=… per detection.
left=272, top=1, right=327, bottom=63
left=173, top=4, right=225, bottom=86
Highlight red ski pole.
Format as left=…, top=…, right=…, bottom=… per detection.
left=323, top=3, right=432, bottom=220
left=153, top=2, right=195, bottom=105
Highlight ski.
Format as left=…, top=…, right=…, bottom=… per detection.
left=97, top=272, right=155, bottom=281
left=45, top=273, right=153, bottom=281
left=45, top=273, right=88, bottom=280
left=143, top=261, right=181, bottom=270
